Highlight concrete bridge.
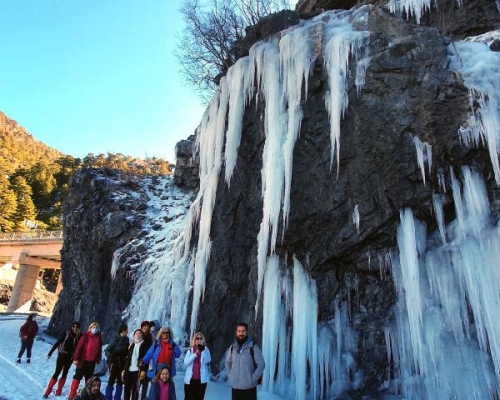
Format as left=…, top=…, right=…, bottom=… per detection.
left=0, top=231, right=63, bottom=312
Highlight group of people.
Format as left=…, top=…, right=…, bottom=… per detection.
left=18, top=314, right=265, bottom=400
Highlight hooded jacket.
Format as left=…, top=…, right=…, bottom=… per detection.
left=225, top=337, right=265, bottom=390
left=73, top=376, right=105, bottom=400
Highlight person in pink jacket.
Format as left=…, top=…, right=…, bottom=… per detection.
left=69, top=322, right=103, bottom=400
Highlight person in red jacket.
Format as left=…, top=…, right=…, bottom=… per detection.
left=17, top=313, right=38, bottom=363
left=69, top=322, right=104, bottom=400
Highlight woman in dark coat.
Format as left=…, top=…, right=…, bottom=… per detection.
left=43, top=321, right=81, bottom=398
left=17, top=313, right=38, bottom=363
left=104, top=324, right=130, bottom=400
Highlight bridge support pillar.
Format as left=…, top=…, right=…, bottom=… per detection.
left=7, top=253, right=40, bottom=312
left=55, top=272, right=63, bottom=295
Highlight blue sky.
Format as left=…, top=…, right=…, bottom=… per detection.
left=0, top=0, right=206, bottom=162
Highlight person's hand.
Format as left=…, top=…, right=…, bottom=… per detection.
left=73, top=361, right=78, bottom=366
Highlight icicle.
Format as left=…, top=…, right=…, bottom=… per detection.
left=323, top=15, right=370, bottom=175
left=388, top=0, right=432, bottom=25
left=281, top=22, right=318, bottom=230
left=352, top=204, right=360, bottom=233
left=412, top=136, right=432, bottom=186
left=432, top=192, right=446, bottom=245
left=262, top=256, right=292, bottom=396
left=255, top=40, right=287, bottom=309
left=190, top=78, right=230, bottom=333
left=291, top=258, right=318, bottom=400
left=396, top=209, right=426, bottom=373
left=225, top=57, right=252, bottom=185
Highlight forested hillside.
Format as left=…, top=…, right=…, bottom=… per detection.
left=0, top=111, right=174, bottom=232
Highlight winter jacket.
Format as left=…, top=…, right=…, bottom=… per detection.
left=19, top=320, right=38, bottom=340
left=105, top=334, right=129, bottom=369
left=183, top=347, right=211, bottom=384
left=73, top=376, right=105, bottom=400
left=73, top=332, right=103, bottom=365
left=148, top=379, right=176, bottom=400
left=124, top=341, right=148, bottom=372
left=142, top=339, right=181, bottom=379
left=225, top=338, right=265, bottom=390
left=48, top=329, right=81, bottom=357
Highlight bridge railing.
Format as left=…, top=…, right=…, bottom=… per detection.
left=0, top=231, right=63, bottom=241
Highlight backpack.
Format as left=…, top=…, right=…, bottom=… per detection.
left=230, top=344, right=263, bottom=385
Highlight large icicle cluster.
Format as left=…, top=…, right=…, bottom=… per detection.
left=389, top=168, right=500, bottom=399
left=176, top=7, right=370, bottom=334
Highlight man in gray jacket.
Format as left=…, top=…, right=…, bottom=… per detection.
left=226, top=322, right=265, bottom=400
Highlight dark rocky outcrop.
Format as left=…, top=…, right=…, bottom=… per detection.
left=48, top=169, right=148, bottom=340
left=174, top=135, right=200, bottom=190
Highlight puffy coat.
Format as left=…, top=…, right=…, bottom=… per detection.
left=225, top=338, right=265, bottom=390
left=73, top=332, right=103, bottom=365
left=148, top=379, right=176, bottom=400
left=19, top=319, right=38, bottom=340
left=142, top=339, right=181, bottom=379
left=183, top=347, right=211, bottom=384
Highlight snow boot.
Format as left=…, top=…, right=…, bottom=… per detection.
left=55, top=377, right=66, bottom=395
left=43, top=377, right=57, bottom=398
left=105, top=385, right=113, bottom=400
left=27, top=358, right=30, bottom=363
left=68, top=379, right=80, bottom=400
left=114, top=384, right=123, bottom=400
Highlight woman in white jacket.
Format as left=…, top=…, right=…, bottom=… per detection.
left=183, top=332, right=211, bottom=400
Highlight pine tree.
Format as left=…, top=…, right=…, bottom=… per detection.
left=10, top=175, right=37, bottom=231
left=0, top=173, right=17, bottom=232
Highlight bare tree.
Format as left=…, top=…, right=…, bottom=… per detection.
left=176, top=0, right=291, bottom=101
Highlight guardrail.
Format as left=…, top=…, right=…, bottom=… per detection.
left=0, top=231, right=63, bottom=241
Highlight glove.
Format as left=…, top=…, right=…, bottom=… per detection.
left=140, top=371, right=146, bottom=380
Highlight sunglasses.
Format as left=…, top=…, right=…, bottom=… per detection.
left=195, top=337, right=203, bottom=340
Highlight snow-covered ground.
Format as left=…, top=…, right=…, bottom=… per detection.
left=0, top=313, right=285, bottom=400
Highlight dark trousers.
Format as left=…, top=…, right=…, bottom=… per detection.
left=73, top=360, right=96, bottom=382
left=51, top=352, right=73, bottom=379
left=108, top=363, right=124, bottom=386
left=18, top=338, right=34, bottom=359
left=231, top=387, right=257, bottom=400
left=123, top=370, right=140, bottom=400
left=184, top=379, right=207, bottom=400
